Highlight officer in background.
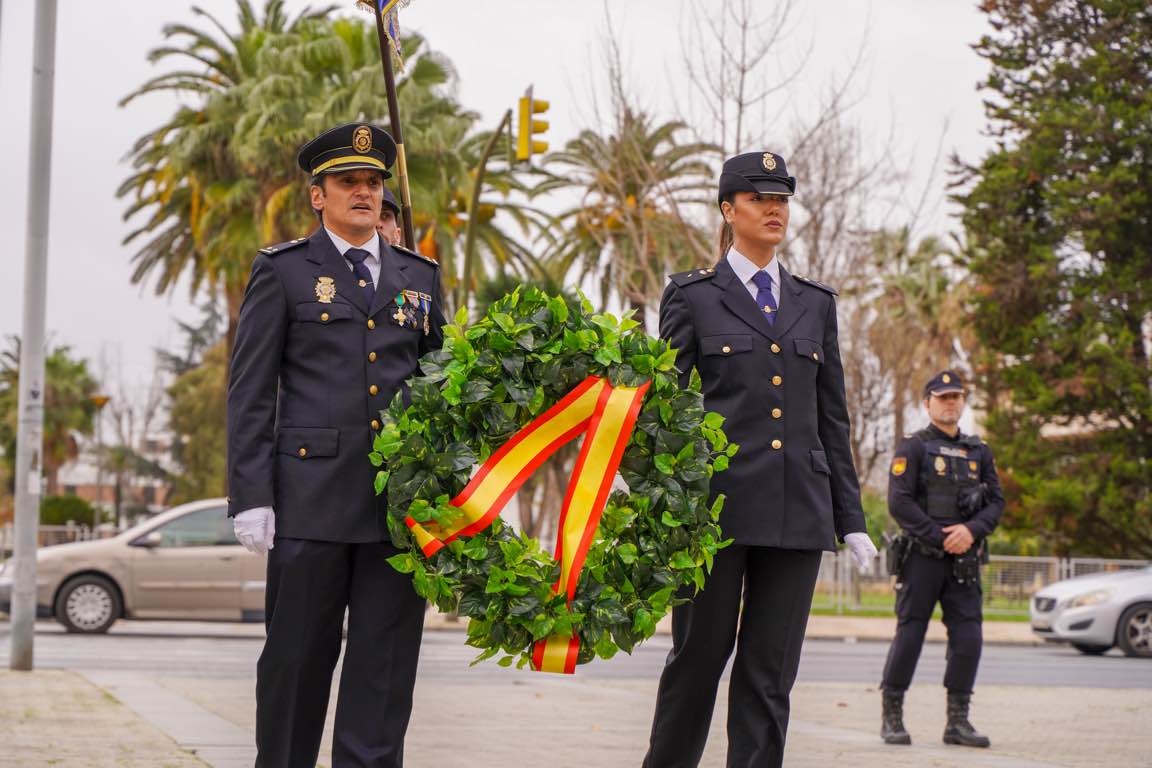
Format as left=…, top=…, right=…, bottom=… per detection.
left=227, top=122, right=445, bottom=767
left=377, top=187, right=402, bottom=246
left=880, top=370, right=1004, bottom=749
left=643, top=151, right=877, bottom=768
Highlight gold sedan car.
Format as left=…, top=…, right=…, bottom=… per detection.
left=0, top=498, right=265, bottom=633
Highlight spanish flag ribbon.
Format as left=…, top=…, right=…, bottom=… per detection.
left=405, top=375, right=650, bottom=673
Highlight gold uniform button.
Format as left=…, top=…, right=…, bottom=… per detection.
left=772, top=408, right=782, bottom=419
left=369, top=385, right=379, bottom=396
left=367, top=319, right=376, bottom=329
left=771, top=439, right=783, bottom=450
left=771, top=343, right=781, bottom=354
left=371, top=419, right=380, bottom=430
left=358, top=279, right=367, bottom=288
left=320, top=312, right=329, bottom=322
left=368, top=351, right=377, bottom=363
left=297, top=447, right=307, bottom=457
left=722, top=345, right=731, bottom=354
left=772, top=375, right=783, bottom=386
left=812, top=352, right=819, bottom=361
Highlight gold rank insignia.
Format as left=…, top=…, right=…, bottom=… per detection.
left=934, top=456, right=947, bottom=474
left=353, top=125, right=373, bottom=153
left=891, top=457, right=907, bottom=477
left=314, top=276, right=336, bottom=303
left=762, top=153, right=777, bottom=172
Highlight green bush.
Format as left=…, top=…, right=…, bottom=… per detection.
left=39, top=494, right=101, bottom=526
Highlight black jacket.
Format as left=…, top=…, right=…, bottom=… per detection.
left=226, top=228, right=446, bottom=542
left=887, top=424, right=1005, bottom=546
left=659, top=257, right=867, bottom=550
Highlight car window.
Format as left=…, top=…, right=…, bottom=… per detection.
left=155, top=507, right=236, bottom=548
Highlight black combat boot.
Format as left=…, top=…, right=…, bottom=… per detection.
left=881, top=689, right=911, bottom=745
left=943, top=691, right=991, bottom=748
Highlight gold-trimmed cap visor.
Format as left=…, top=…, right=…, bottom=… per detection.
left=298, top=123, right=397, bottom=178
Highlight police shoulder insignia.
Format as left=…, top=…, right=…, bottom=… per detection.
left=669, top=267, right=716, bottom=287
left=891, top=457, right=907, bottom=476
left=791, top=274, right=839, bottom=295
left=391, top=243, right=439, bottom=268
left=314, top=276, right=336, bottom=303
left=258, top=237, right=308, bottom=257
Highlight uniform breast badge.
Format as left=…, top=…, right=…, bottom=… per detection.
left=934, top=456, right=947, bottom=475
left=315, top=276, right=336, bottom=303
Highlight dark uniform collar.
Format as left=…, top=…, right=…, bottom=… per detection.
left=926, top=423, right=963, bottom=442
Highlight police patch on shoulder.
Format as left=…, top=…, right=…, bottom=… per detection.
left=258, top=237, right=308, bottom=257
left=891, top=457, right=907, bottom=476
left=391, top=243, right=439, bottom=268
left=791, top=274, right=838, bottom=295
left=669, top=267, right=717, bottom=287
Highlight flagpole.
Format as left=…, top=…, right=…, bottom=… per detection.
left=372, top=6, right=416, bottom=251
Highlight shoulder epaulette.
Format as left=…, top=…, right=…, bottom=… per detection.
left=792, top=274, right=838, bottom=295
left=391, top=243, right=439, bottom=268
left=669, top=267, right=717, bottom=287
left=258, top=237, right=308, bottom=257
left=960, top=433, right=983, bottom=448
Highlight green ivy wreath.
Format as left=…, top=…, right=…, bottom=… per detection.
left=370, top=287, right=734, bottom=669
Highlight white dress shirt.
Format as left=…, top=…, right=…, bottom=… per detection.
left=726, top=246, right=781, bottom=308
left=325, top=227, right=382, bottom=286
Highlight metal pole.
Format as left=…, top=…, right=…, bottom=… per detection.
left=10, top=0, right=59, bottom=672
left=459, top=109, right=512, bottom=313
left=371, top=10, right=416, bottom=251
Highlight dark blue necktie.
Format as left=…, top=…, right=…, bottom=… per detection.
left=751, top=270, right=777, bottom=326
left=344, top=248, right=376, bottom=306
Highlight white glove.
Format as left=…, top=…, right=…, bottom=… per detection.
left=234, top=506, right=276, bottom=555
left=844, top=532, right=878, bottom=573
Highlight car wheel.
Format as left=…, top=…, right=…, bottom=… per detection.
left=1116, top=602, right=1152, bottom=658
left=54, top=574, right=121, bottom=634
left=1072, top=643, right=1112, bottom=655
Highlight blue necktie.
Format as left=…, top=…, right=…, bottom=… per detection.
left=751, top=270, right=777, bottom=326
left=344, top=248, right=376, bottom=306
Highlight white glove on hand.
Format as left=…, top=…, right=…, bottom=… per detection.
left=844, top=532, right=878, bottom=573
left=234, top=506, right=276, bottom=555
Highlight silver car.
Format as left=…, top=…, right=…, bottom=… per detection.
left=1030, top=566, right=1152, bottom=657
left=0, top=498, right=265, bottom=633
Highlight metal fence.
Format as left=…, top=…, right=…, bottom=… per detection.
left=0, top=523, right=107, bottom=558
left=811, top=550, right=1149, bottom=618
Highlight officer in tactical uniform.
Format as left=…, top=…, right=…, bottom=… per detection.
left=227, top=123, right=445, bottom=767
left=880, top=370, right=1004, bottom=749
left=643, top=151, right=877, bottom=768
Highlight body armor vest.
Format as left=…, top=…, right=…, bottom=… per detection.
left=914, top=428, right=984, bottom=524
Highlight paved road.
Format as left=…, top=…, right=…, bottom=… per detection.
left=3, top=621, right=1150, bottom=688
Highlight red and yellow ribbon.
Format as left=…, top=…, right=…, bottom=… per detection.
left=405, top=375, right=649, bottom=673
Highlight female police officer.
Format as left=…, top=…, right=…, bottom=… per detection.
left=642, top=151, right=877, bottom=768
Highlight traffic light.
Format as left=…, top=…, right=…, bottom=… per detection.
left=516, top=85, right=550, bottom=163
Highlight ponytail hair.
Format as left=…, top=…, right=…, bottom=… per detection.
left=715, top=193, right=734, bottom=263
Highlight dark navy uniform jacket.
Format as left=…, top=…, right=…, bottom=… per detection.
left=660, top=257, right=866, bottom=550
left=226, top=228, right=446, bottom=542
left=888, top=424, right=1005, bottom=547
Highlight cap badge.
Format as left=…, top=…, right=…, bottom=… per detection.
left=353, top=125, right=373, bottom=154
left=761, top=153, right=777, bottom=172
left=942, top=373, right=952, bottom=383
left=314, top=276, right=336, bottom=303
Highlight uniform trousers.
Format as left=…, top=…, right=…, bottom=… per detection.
left=881, top=549, right=983, bottom=694
left=255, top=538, right=425, bottom=768
left=643, top=545, right=823, bottom=768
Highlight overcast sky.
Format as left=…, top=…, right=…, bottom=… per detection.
left=0, top=0, right=991, bottom=398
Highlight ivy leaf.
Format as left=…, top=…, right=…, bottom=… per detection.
left=373, top=469, right=390, bottom=495
left=654, top=453, right=676, bottom=475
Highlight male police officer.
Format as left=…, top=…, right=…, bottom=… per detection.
left=377, top=187, right=402, bottom=246
left=227, top=123, right=445, bottom=767
left=880, top=370, right=1004, bottom=749
left=643, top=152, right=877, bottom=768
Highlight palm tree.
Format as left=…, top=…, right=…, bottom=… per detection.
left=867, top=228, right=967, bottom=441
left=118, top=0, right=331, bottom=353
left=0, top=338, right=99, bottom=496
left=541, top=108, right=718, bottom=326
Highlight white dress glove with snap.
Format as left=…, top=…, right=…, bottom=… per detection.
left=234, top=506, right=276, bottom=555
left=844, top=531, right=878, bottom=572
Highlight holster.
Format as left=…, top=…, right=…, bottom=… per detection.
left=883, top=532, right=912, bottom=577
left=952, top=539, right=987, bottom=584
